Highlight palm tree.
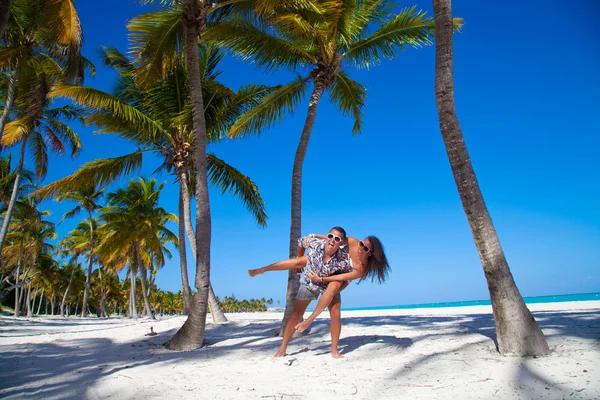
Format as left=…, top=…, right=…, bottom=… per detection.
left=0, top=0, right=90, bottom=149
left=99, top=178, right=178, bottom=320
left=34, top=44, right=268, bottom=321
left=55, top=184, right=104, bottom=317
left=211, top=0, right=458, bottom=333
left=431, top=0, right=549, bottom=356
left=0, top=63, right=83, bottom=256
left=1, top=195, right=53, bottom=315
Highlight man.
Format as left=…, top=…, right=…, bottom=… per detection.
left=248, top=226, right=352, bottom=358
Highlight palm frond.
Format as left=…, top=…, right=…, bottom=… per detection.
left=329, top=70, right=366, bottom=134
left=343, top=6, right=435, bottom=69
left=337, top=0, right=393, bottom=45
left=0, top=45, right=31, bottom=69
left=30, top=131, right=48, bottom=180
left=228, top=74, right=310, bottom=139
left=45, top=0, right=83, bottom=47
left=207, top=153, right=267, bottom=227
left=50, top=83, right=166, bottom=146
left=59, top=205, right=81, bottom=223
left=204, top=19, right=316, bottom=72
left=32, top=151, right=148, bottom=200
left=128, top=9, right=184, bottom=85
left=44, top=119, right=82, bottom=157
left=1, top=120, right=30, bottom=148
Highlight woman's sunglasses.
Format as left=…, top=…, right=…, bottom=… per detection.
left=327, top=233, right=342, bottom=243
left=359, top=241, right=371, bottom=253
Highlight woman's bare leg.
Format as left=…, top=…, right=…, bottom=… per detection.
left=294, top=281, right=343, bottom=332
left=328, top=295, right=343, bottom=358
left=248, top=255, right=308, bottom=277
left=274, top=299, right=311, bottom=357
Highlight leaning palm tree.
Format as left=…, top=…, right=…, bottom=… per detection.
left=0, top=63, right=83, bottom=255
left=211, top=0, right=460, bottom=334
left=431, top=0, right=548, bottom=356
left=34, top=44, right=269, bottom=321
left=99, top=178, right=178, bottom=320
left=56, top=184, right=104, bottom=317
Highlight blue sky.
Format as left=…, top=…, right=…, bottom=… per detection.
left=11, top=0, right=599, bottom=308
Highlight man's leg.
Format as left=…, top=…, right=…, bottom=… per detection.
left=294, top=281, right=346, bottom=333
left=248, top=255, right=308, bottom=277
left=328, top=295, right=343, bottom=358
left=274, top=298, right=311, bottom=357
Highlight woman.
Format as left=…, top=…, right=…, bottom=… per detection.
left=294, top=235, right=390, bottom=333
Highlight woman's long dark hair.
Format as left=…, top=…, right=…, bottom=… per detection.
left=360, top=236, right=390, bottom=284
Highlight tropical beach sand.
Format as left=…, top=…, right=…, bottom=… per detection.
left=0, top=301, right=598, bottom=400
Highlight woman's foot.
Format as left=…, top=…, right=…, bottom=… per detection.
left=274, top=349, right=286, bottom=358
left=248, top=268, right=263, bottom=277
left=331, top=350, right=345, bottom=359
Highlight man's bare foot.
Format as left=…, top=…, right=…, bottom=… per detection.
left=248, top=268, right=263, bottom=277
left=274, top=349, right=286, bottom=358
left=331, top=350, right=345, bottom=359
left=294, top=319, right=312, bottom=333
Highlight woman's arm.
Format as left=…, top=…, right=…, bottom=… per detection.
left=307, top=269, right=362, bottom=283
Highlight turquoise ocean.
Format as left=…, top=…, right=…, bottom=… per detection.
left=341, top=292, right=600, bottom=312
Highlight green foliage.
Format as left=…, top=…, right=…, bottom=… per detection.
left=217, top=295, right=274, bottom=313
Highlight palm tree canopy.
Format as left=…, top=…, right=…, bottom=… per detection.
left=204, top=0, right=462, bottom=137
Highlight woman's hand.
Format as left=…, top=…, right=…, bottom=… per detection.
left=306, top=271, right=323, bottom=283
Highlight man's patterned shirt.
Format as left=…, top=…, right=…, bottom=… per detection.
left=297, top=236, right=352, bottom=292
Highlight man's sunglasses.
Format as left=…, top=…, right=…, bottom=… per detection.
left=359, top=241, right=371, bottom=253
left=327, top=233, right=343, bottom=243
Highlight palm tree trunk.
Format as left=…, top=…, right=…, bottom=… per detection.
left=31, top=285, right=38, bottom=314
left=60, top=263, right=76, bottom=317
left=129, top=268, right=137, bottom=318
left=36, top=287, right=44, bottom=315
left=178, top=179, right=192, bottom=314
left=26, top=255, right=35, bottom=317
left=179, top=171, right=227, bottom=322
left=280, top=79, right=326, bottom=336
left=167, top=1, right=211, bottom=351
left=0, top=0, right=14, bottom=40
left=0, top=65, right=17, bottom=153
left=97, top=263, right=106, bottom=317
left=432, top=0, right=549, bottom=356
left=0, top=136, right=28, bottom=254
left=80, top=214, right=94, bottom=317
left=135, top=242, right=154, bottom=319
left=14, top=241, right=23, bottom=316
left=14, top=264, right=20, bottom=316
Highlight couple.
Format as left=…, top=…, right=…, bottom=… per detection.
left=248, top=226, right=390, bottom=358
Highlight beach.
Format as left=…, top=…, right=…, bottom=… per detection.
left=1, top=301, right=599, bottom=400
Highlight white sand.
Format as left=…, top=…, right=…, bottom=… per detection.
left=1, top=301, right=599, bottom=400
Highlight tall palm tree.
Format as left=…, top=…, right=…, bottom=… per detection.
left=431, top=0, right=549, bottom=356
left=99, top=178, right=178, bottom=320
left=34, top=44, right=268, bottom=321
left=56, top=184, right=104, bottom=317
left=212, top=0, right=460, bottom=333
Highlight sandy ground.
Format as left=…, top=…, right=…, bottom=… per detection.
left=0, top=301, right=599, bottom=400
